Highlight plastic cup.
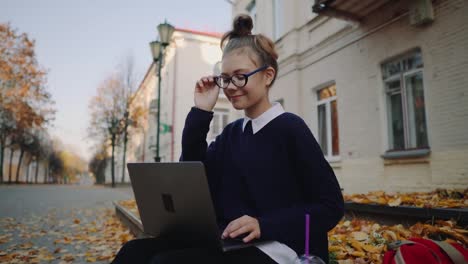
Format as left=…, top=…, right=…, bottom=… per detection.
left=298, top=254, right=326, bottom=264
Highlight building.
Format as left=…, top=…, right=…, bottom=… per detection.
left=231, top=0, right=468, bottom=193
left=111, top=28, right=242, bottom=183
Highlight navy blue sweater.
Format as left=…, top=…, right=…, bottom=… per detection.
left=180, top=107, right=344, bottom=263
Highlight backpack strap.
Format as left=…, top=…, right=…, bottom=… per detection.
left=389, top=240, right=442, bottom=264
left=395, top=248, right=407, bottom=264
left=432, top=240, right=468, bottom=264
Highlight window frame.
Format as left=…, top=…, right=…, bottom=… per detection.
left=382, top=50, right=429, bottom=153
left=273, top=0, right=283, bottom=40
left=316, top=84, right=340, bottom=162
left=246, top=0, right=257, bottom=34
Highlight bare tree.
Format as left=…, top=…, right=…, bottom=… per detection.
left=88, top=74, right=126, bottom=187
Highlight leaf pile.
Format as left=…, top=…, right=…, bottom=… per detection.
left=344, top=189, right=468, bottom=208
left=328, top=218, right=467, bottom=264
left=118, top=199, right=467, bottom=263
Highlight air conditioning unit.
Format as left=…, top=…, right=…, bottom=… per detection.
left=409, top=0, right=434, bottom=26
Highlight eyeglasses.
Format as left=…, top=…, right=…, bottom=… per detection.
left=214, top=65, right=269, bottom=89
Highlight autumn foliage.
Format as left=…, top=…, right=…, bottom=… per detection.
left=1, top=22, right=57, bottom=184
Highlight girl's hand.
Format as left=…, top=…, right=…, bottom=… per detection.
left=221, top=215, right=261, bottom=243
left=194, top=75, right=219, bottom=112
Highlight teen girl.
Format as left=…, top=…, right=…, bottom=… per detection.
left=111, top=14, right=343, bottom=264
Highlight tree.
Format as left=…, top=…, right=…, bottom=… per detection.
left=88, top=74, right=126, bottom=187
left=48, top=150, right=63, bottom=184
left=117, top=55, right=147, bottom=183
left=0, top=23, right=55, bottom=184
left=89, top=145, right=108, bottom=184
left=88, top=55, right=146, bottom=187
left=0, top=107, right=15, bottom=183
left=59, top=150, right=87, bottom=184
left=13, top=130, right=33, bottom=183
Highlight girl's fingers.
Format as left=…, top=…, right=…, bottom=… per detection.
left=196, top=80, right=204, bottom=89
left=243, top=231, right=259, bottom=243
left=222, top=222, right=236, bottom=238
left=196, top=76, right=217, bottom=92
left=224, top=220, right=257, bottom=238
left=229, top=224, right=251, bottom=238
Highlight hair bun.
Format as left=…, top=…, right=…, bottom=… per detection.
left=232, top=14, right=253, bottom=37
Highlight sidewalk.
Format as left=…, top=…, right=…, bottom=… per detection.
left=0, top=184, right=134, bottom=263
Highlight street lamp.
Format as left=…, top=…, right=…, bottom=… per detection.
left=149, top=20, right=175, bottom=162
left=121, top=110, right=133, bottom=183
left=109, top=117, right=119, bottom=188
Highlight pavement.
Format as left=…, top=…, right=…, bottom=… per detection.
left=0, top=184, right=136, bottom=264
left=0, top=184, right=134, bottom=219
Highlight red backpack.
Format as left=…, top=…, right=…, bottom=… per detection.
left=383, top=238, right=468, bottom=264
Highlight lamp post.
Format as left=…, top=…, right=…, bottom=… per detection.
left=149, top=20, right=175, bottom=162
left=121, top=110, right=131, bottom=183
left=109, top=117, right=119, bottom=188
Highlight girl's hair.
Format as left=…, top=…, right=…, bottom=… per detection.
left=221, top=14, right=279, bottom=87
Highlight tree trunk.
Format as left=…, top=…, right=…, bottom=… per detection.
left=26, top=161, right=30, bottom=183
left=0, top=140, right=4, bottom=184
left=34, top=160, right=39, bottom=184
left=121, top=129, right=128, bottom=183
left=111, top=134, right=115, bottom=188
left=15, top=148, right=25, bottom=184
left=8, top=148, right=14, bottom=184
left=47, top=163, right=50, bottom=183
left=43, top=162, right=48, bottom=184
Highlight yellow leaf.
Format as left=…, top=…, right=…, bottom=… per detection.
left=351, top=231, right=369, bottom=241
left=350, top=240, right=364, bottom=252
left=350, top=251, right=366, bottom=257
left=362, top=244, right=383, bottom=253
left=62, top=254, right=74, bottom=261
left=329, top=245, right=343, bottom=252
left=86, top=256, right=97, bottom=262
left=388, top=197, right=402, bottom=207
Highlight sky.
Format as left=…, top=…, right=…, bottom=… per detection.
left=1, top=0, right=232, bottom=161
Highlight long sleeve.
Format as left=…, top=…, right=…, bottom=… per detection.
left=180, top=107, right=214, bottom=162
left=257, top=117, right=344, bottom=256
left=179, top=107, right=225, bottom=221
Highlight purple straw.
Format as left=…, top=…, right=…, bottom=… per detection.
left=305, top=214, right=310, bottom=257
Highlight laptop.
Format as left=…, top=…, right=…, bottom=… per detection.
left=127, top=162, right=265, bottom=252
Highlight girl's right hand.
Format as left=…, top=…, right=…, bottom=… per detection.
left=194, top=75, right=219, bottom=112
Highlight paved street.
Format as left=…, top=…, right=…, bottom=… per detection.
left=0, top=185, right=134, bottom=219
left=0, top=184, right=135, bottom=263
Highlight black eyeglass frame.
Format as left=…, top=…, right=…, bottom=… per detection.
left=214, top=65, right=269, bottom=89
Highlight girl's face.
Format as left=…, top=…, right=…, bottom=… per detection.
left=221, top=49, right=273, bottom=113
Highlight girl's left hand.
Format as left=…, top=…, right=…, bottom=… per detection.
left=221, top=215, right=261, bottom=243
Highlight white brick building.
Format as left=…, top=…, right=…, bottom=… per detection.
left=231, top=0, right=468, bottom=193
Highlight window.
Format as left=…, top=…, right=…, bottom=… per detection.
left=316, top=84, right=339, bottom=159
left=273, top=0, right=283, bottom=40
left=246, top=1, right=257, bottom=33
left=209, top=109, right=229, bottom=140
left=382, top=50, right=428, bottom=151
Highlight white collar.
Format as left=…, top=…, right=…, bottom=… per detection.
left=242, top=102, right=285, bottom=134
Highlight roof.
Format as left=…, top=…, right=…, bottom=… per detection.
left=175, top=28, right=223, bottom=39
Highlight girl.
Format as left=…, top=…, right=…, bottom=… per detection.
left=112, top=14, right=343, bottom=264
